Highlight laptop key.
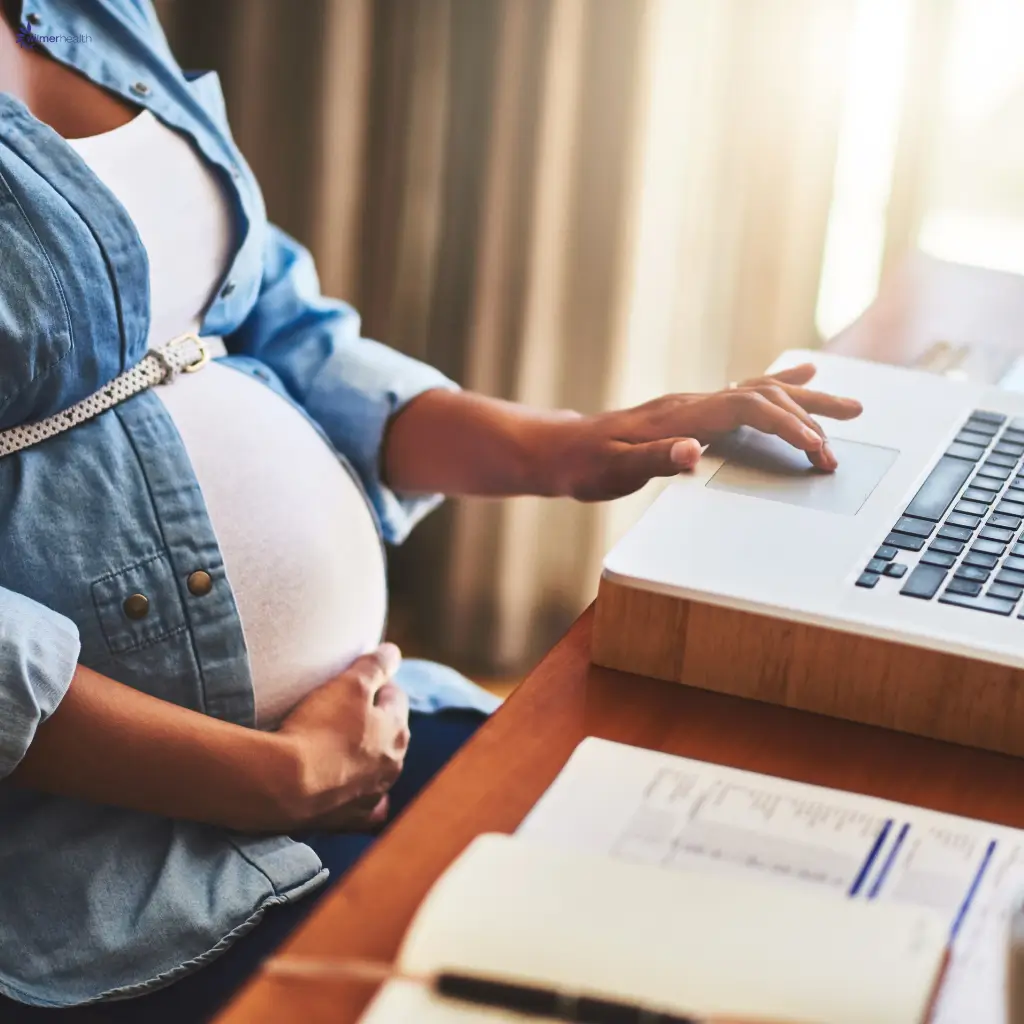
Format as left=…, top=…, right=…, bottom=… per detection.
left=955, top=564, right=991, bottom=581
left=966, top=425, right=1000, bottom=442
left=883, top=562, right=907, bottom=579
left=947, top=512, right=982, bottom=530
left=946, top=442, right=988, bottom=462
left=998, top=568, right=1024, bottom=587
left=971, top=538, right=1007, bottom=556
left=989, top=582, right=1024, bottom=601
left=995, top=442, right=1024, bottom=457
left=1009, top=417, right=1024, bottom=431
left=980, top=525, right=1015, bottom=543
left=977, top=464, right=1011, bottom=481
left=1012, top=541, right=1024, bottom=557
left=866, top=558, right=889, bottom=574
left=904, top=456, right=974, bottom=522
left=885, top=531, right=925, bottom=552
left=986, top=451, right=1019, bottom=468
left=938, top=524, right=973, bottom=542
left=939, top=591, right=1017, bottom=616
left=892, top=517, right=934, bottom=538
left=971, top=410, right=1007, bottom=425
left=922, top=550, right=957, bottom=568
left=969, top=475, right=1002, bottom=493
left=963, top=487, right=996, bottom=504
left=988, top=513, right=1022, bottom=530
left=997, top=500, right=1024, bottom=518
left=875, top=545, right=898, bottom=561
left=929, top=537, right=964, bottom=555
left=963, top=550, right=999, bottom=569
left=955, top=499, right=991, bottom=517
left=946, top=578, right=983, bottom=597
left=1003, top=428, right=1024, bottom=444
left=958, top=429, right=994, bottom=447
left=900, top=564, right=947, bottom=599
left=856, top=572, right=879, bottom=589
left=1004, top=554, right=1024, bottom=572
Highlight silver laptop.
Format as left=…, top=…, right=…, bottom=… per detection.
left=603, top=349, right=1024, bottom=671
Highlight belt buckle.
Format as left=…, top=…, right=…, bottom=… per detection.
left=160, top=333, right=211, bottom=378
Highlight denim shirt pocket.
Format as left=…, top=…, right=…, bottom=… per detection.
left=91, top=553, right=188, bottom=655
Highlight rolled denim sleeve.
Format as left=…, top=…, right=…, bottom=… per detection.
left=225, top=224, right=459, bottom=544
left=0, top=589, right=81, bottom=778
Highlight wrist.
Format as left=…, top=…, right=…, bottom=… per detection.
left=524, top=411, right=588, bottom=498
left=247, top=730, right=316, bottom=832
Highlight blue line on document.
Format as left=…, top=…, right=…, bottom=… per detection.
left=849, top=819, right=893, bottom=897
left=868, top=821, right=910, bottom=900
left=950, top=839, right=997, bottom=940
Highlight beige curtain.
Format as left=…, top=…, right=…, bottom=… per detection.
left=157, top=0, right=856, bottom=674
left=880, top=0, right=956, bottom=281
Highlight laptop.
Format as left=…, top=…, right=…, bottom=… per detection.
left=602, top=349, right=1024, bottom=671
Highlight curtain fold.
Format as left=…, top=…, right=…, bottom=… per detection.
left=158, top=0, right=857, bottom=674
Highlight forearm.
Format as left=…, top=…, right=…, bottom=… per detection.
left=383, top=388, right=579, bottom=497
left=8, top=664, right=301, bottom=832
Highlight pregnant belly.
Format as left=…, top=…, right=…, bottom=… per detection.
left=156, top=360, right=388, bottom=727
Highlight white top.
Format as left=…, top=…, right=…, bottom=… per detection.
left=69, top=110, right=388, bottom=726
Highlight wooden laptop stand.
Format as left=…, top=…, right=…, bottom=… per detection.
left=592, top=576, right=1024, bottom=758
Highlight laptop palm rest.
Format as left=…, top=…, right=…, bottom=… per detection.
left=705, top=427, right=899, bottom=516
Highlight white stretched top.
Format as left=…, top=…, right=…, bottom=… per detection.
left=69, top=110, right=387, bottom=726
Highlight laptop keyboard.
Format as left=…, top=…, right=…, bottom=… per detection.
left=857, top=410, right=1024, bottom=617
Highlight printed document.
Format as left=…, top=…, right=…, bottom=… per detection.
left=519, top=738, right=1024, bottom=1023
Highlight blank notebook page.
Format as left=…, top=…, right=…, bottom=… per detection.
left=359, top=833, right=947, bottom=1024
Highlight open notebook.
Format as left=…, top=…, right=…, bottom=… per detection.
left=360, top=832, right=948, bottom=1023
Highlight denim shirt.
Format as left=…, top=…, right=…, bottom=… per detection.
left=0, top=0, right=496, bottom=1007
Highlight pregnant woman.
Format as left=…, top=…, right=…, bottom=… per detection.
left=0, top=1, right=860, bottom=1020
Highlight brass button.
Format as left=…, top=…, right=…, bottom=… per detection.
left=187, top=570, right=213, bottom=597
left=123, top=593, right=150, bottom=620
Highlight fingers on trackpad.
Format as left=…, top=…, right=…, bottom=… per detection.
left=705, top=428, right=899, bottom=516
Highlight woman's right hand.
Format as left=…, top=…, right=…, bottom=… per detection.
left=275, top=642, right=410, bottom=832
left=11, top=642, right=409, bottom=835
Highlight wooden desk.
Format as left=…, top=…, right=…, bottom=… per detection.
left=219, top=608, right=1024, bottom=1023
left=219, top=255, right=1024, bottom=1022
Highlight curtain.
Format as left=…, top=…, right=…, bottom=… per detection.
left=157, top=0, right=856, bottom=675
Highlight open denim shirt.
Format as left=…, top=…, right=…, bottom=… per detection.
left=0, top=0, right=496, bottom=1006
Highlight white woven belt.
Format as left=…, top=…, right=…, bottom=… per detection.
left=0, top=333, right=211, bottom=459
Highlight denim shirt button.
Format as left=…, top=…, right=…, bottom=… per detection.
left=26, top=12, right=41, bottom=24
left=187, top=570, right=213, bottom=596
left=122, top=593, right=150, bottom=620
left=130, top=81, right=151, bottom=97
left=220, top=280, right=236, bottom=298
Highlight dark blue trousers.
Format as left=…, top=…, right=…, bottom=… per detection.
left=1, top=709, right=485, bottom=1023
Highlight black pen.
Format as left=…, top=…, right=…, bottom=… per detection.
left=265, top=955, right=804, bottom=1024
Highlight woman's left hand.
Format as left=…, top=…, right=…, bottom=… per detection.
left=543, top=363, right=863, bottom=502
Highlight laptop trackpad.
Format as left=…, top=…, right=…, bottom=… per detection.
left=706, top=428, right=899, bottom=516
